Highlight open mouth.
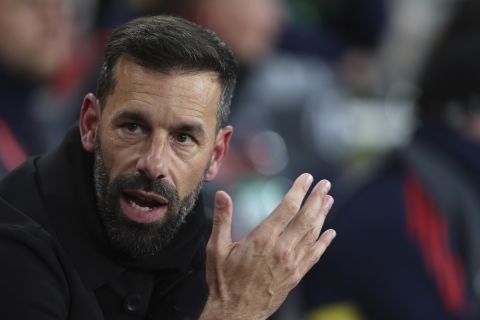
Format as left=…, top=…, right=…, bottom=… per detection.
left=119, top=190, right=170, bottom=224
left=122, top=190, right=168, bottom=212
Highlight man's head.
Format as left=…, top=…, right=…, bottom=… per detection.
left=79, top=16, right=237, bottom=258
left=96, top=15, right=237, bottom=130
left=416, top=0, right=480, bottom=140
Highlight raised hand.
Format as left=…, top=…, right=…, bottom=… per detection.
left=200, top=173, right=336, bottom=320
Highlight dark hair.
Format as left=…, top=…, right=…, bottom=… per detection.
left=96, top=15, right=237, bottom=129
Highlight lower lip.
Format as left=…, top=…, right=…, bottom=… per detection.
left=120, top=196, right=168, bottom=224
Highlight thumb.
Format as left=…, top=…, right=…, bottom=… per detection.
left=209, top=190, right=233, bottom=251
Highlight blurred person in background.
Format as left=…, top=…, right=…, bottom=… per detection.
left=281, top=0, right=389, bottom=95
left=0, top=0, right=74, bottom=175
left=301, top=0, right=480, bottom=319
left=0, top=0, right=98, bottom=177
left=280, top=0, right=387, bottom=63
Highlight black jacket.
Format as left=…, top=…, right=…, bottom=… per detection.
left=0, top=126, right=209, bottom=319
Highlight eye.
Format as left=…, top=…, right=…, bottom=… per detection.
left=174, top=133, right=195, bottom=145
left=122, top=123, right=143, bottom=135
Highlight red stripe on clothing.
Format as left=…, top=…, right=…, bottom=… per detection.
left=404, top=173, right=467, bottom=313
left=0, top=117, right=27, bottom=171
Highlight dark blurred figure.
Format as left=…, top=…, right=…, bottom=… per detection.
left=301, top=1, right=480, bottom=319
left=156, top=0, right=285, bottom=66
left=280, top=0, right=388, bottom=95
left=281, top=0, right=388, bottom=62
left=0, top=0, right=76, bottom=176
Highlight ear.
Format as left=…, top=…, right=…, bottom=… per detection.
left=79, top=93, right=101, bottom=152
left=205, top=126, right=233, bottom=181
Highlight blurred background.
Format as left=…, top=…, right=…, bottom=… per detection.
left=1, top=0, right=479, bottom=319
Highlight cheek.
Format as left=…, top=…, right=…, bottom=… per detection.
left=173, top=157, right=210, bottom=199
left=99, top=133, right=141, bottom=178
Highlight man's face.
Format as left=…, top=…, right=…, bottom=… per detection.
left=81, top=56, right=230, bottom=257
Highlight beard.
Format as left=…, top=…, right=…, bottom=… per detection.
left=93, top=139, right=204, bottom=258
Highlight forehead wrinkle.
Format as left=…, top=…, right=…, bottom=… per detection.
left=176, top=106, right=208, bottom=123
left=123, top=95, right=159, bottom=108
left=167, top=78, right=219, bottom=108
left=177, top=90, right=213, bottom=111
left=111, top=91, right=210, bottom=126
left=123, top=81, right=217, bottom=111
left=127, top=90, right=211, bottom=119
left=131, top=84, right=215, bottom=117
left=114, top=58, right=221, bottom=106
left=110, top=58, right=220, bottom=129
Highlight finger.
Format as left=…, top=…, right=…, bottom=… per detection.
left=281, top=180, right=332, bottom=246
left=208, top=191, right=233, bottom=253
left=298, top=229, right=336, bottom=275
left=260, top=173, right=313, bottom=236
left=293, top=195, right=334, bottom=249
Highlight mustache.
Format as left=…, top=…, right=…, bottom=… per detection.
left=112, top=172, right=179, bottom=202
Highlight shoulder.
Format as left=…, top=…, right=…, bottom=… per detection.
left=0, top=195, right=67, bottom=283
left=0, top=197, right=70, bottom=319
left=0, top=157, right=51, bottom=228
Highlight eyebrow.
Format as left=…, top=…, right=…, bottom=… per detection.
left=174, top=122, right=206, bottom=139
left=112, top=110, right=149, bottom=125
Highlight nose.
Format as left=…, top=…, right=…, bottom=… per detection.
left=135, top=135, right=169, bottom=180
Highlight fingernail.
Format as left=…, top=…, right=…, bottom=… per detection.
left=215, top=193, right=226, bottom=209
left=320, top=180, right=331, bottom=193
left=326, top=229, right=336, bottom=241
left=303, top=173, right=313, bottom=190
left=324, top=195, right=334, bottom=210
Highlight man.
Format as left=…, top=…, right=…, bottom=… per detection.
left=0, top=16, right=335, bottom=319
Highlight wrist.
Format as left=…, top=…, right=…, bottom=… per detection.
left=199, top=296, right=226, bottom=320
left=199, top=295, right=268, bottom=320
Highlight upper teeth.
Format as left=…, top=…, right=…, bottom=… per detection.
left=129, top=199, right=152, bottom=212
